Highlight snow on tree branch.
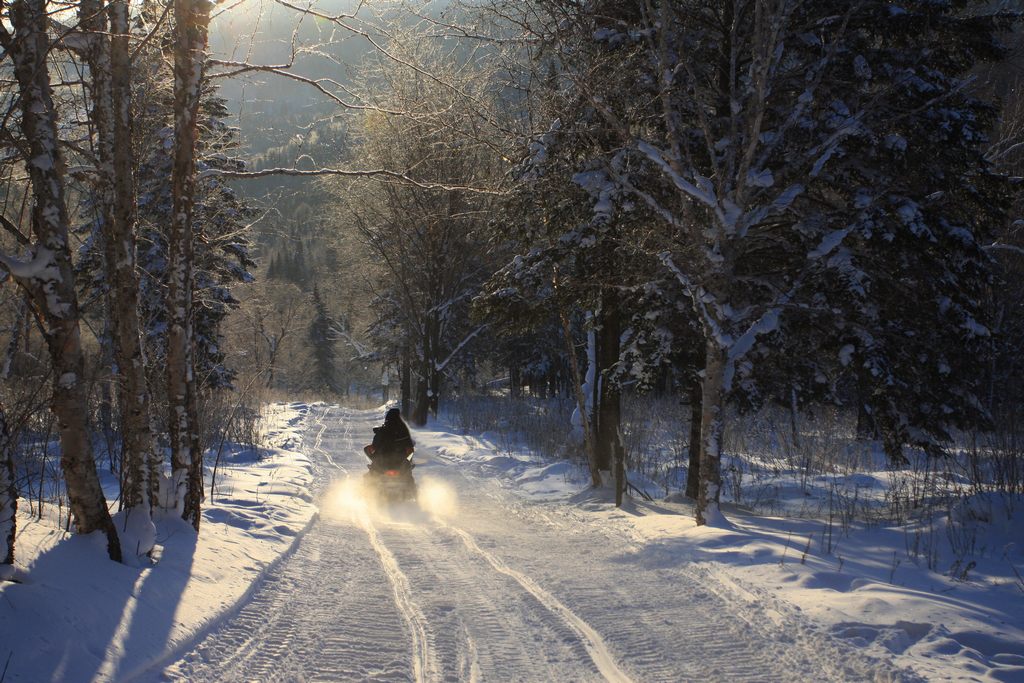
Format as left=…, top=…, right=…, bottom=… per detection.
left=201, top=166, right=506, bottom=194
left=435, top=324, right=487, bottom=373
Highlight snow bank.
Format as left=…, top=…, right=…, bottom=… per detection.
left=416, top=416, right=1024, bottom=682
left=0, top=402, right=317, bottom=683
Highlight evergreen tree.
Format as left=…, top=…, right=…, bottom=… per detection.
left=505, top=0, right=1015, bottom=522
left=134, top=91, right=256, bottom=393
left=308, top=285, right=338, bottom=394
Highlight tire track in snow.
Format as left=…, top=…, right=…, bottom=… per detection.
left=309, top=404, right=348, bottom=475
left=457, top=621, right=482, bottom=683
left=434, top=460, right=902, bottom=682
left=373, top=516, right=587, bottom=682
left=154, top=404, right=910, bottom=682
left=158, top=517, right=415, bottom=683
left=327, top=406, right=440, bottom=683
left=156, top=406, right=413, bottom=683
left=436, top=519, right=634, bottom=683
left=353, top=507, right=439, bottom=683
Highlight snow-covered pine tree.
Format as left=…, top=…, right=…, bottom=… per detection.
left=131, top=87, right=255, bottom=394
left=521, top=0, right=1015, bottom=523
left=980, top=77, right=1024, bottom=435
left=479, top=321, right=570, bottom=401
left=475, top=152, right=608, bottom=482
left=365, top=300, right=414, bottom=413
left=785, top=1, right=1012, bottom=464
left=477, top=13, right=706, bottom=490
left=613, top=274, right=705, bottom=499
left=192, top=95, right=257, bottom=391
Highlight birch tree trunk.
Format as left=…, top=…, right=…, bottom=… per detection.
left=558, top=306, right=602, bottom=488
left=80, top=0, right=156, bottom=551
left=76, top=0, right=118, bottom=480
left=110, top=0, right=158, bottom=516
left=595, top=292, right=621, bottom=473
left=169, top=0, right=211, bottom=530
left=0, top=0, right=121, bottom=561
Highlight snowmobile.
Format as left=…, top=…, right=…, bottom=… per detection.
left=363, top=445, right=417, bottom=504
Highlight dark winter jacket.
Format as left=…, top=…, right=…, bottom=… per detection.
left=367, top=408, right=414, bottom=465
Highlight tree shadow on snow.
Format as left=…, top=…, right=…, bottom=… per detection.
left=0, top=529, right=138, bottom=683
left=111, top=514, right=197, bottom=681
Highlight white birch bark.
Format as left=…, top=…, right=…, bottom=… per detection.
left=169, top=0, right=212, bottom=530
left=111, top=0, right=158, bottom=519
left=0, top=0, right=121, bottom=561
left=79, top=0, right=156, bottom=557
left=558, top=305, right=602, bottom=488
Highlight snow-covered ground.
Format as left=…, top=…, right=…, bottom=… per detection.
left=0, top=403, right=317, bottom=682
left=1, top=403, right=1022, bottom=682
left=417, top=421, right=1024, bottom=683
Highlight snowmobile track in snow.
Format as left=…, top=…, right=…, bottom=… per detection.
left=354, top=508, right=439, bottom=683
left=317, top=407, right=441, bottom=680
left=150, top=405, right=913, bottom=683
left=320, top=407, right=441, bottom=681
left=437, top=520, right=633, bottom=683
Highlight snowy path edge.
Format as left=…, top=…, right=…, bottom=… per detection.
left=122, top=510, right=322, bottom=682
left=121, top=402, right=323, bottom=681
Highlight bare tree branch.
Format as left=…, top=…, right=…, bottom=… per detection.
left=203, top=165, right=507, bottom=194
left=0, top=213, right=30, bottom=247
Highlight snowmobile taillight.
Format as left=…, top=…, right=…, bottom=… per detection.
left=385, top=470, right=400, bottom=476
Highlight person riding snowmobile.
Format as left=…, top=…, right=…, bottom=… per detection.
left=364, top=408, right=415, bottom=467
left=364, top=409, right=415, bottom=499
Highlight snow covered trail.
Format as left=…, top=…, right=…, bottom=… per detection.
left=149, top=406, right=910, bottom=682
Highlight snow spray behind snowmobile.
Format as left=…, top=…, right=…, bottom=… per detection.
left=363, top=444, right=417, bottom=504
